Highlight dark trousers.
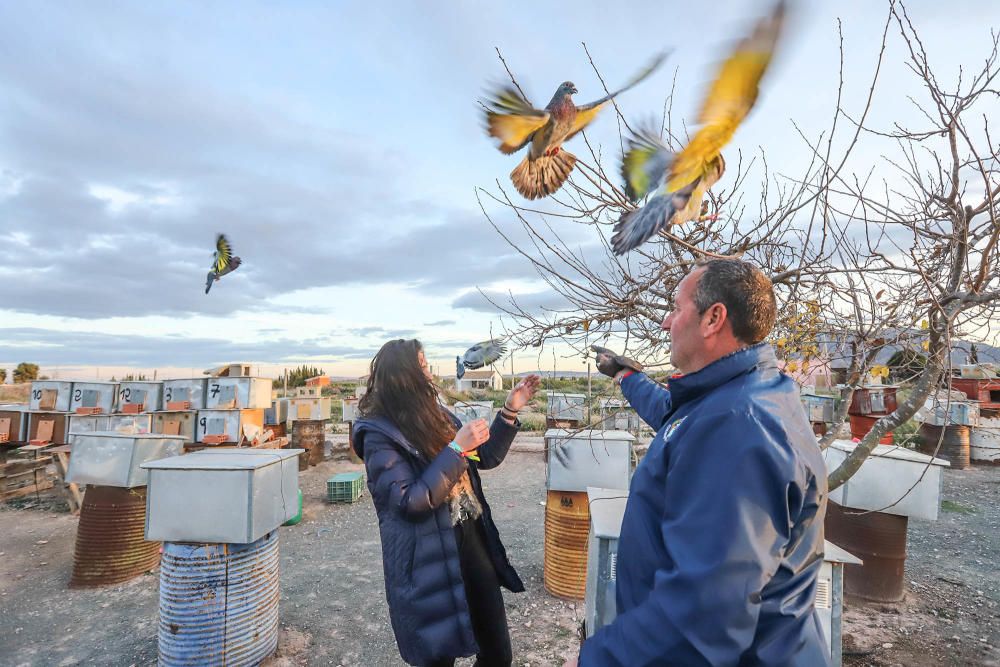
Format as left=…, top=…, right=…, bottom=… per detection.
left=426, top=519, right=513, bottom=667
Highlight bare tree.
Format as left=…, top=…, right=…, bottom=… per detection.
left=477, top=2, right=1000, bottom=489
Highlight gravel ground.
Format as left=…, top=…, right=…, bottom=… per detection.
left=0, top=440, right=997, bottom=666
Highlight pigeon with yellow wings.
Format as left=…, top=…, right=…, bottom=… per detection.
left=483, top=52, right=667, bottom=200
left=611, top=1, right=786, bottom=255
left=205, top=233, right=242, bottom=294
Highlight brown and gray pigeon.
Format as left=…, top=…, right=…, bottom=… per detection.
left=483, top=52, right=667, bottom=200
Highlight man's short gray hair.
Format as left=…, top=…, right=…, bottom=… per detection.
left=692, top=259, right=777, bottom=344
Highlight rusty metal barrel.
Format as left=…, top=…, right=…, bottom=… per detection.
left=825, top=502, right=908, bottom=602
left=70, top=485, right=160, bottom=588
left=917, top=423, right=970, bottom=470
left=291, top=419, right=325, bottom=468
left=158, top=530, right=280, bottom=666
left=544, top=490, right=590, bottom=600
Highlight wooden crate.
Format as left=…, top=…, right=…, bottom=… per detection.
left=0, top=456, right=54, bottom=501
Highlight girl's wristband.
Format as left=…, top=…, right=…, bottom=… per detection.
left=448, top=440, right=480, bottom=462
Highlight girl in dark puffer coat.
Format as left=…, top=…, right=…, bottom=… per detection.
left=353, top=339, right=540, bottom=667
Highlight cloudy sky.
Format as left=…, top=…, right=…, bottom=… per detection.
left=1, top=1, right=998, bottom=380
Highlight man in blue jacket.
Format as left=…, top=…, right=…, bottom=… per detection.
left=570, top=259, right=829, bottom=667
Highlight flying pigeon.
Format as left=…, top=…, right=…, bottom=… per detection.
left=483, top=51, right=667, bottom=200
left=611, top=1, right=786, bottom=255
left=458, top=339, right=507, bottom=379
left=205, top=233, right=242, bottom=294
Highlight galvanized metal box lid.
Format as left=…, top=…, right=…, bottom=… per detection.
left=148, top=448, right=301, bottom=469
left=66, top=432, right=186, bottom=488
left=823, top=540, right=862, bottom=566
left=545, top=428, right=635, bottom=441
left=824, top=439, right=948, bottom=521
left=587, top=487, right=628, bottom=540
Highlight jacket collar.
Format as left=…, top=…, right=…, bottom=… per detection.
left=353, top=409, right=462, bottom=460
left=667, top=342, right=777, bottom=409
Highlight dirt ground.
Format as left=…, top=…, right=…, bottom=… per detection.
left=0, top=440, right=998, bottom=666
left=841, top=463, right=1000, bottom=667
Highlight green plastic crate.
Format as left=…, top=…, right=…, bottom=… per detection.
left=327, top=472, right=364, bottom=503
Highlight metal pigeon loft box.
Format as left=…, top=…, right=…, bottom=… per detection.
left=142, top=449, right=304, bottom=543
left=195, top=409, right=265, bottom=444
left=801, top=393, right=837, bottom=423
left=162, top=379, right=209, bottom=410
left=584, top=487, right=628, bottom=637
left=29, top=380, right=73, bottom=412
left=0, top=406, right=30, bottom=443
left=341, top=398, right=360, bottom=423
left=452, top=401, right=493, bottom=424
left=848, top=386, right=898, bottom=417
left=265, top=399, right=290, bottom=425
left=66, top=432, right=186, bottom=488
left=545, top=429, right=635, bottom=493
left=69, top=381, right=118, bottom=414
left=817, top=542, right=863, bottom=667
left=596, top=398, right=640, bottom=432
left=823, top=439, right=948, bottom=521
left=288, top=397, right=331, bottom=422
left=950, top=377, right=1000, bottom=411
left=547, top=393, right=587, bottom=423
left=67, top=414, right=112, bottom=436
left=107, top=413, right=154, bottom=434
left=916, top=390, right=980, bottom=427
left=152, top=411, right=197, bottom=443
left=26, top=411, right=71, bottom=444
left=115, top=381, right=163, bottom=413
left=203, top=377, right=272, bottom=410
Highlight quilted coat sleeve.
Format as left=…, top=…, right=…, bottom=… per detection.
left=474, top=412, right=520, bottom=471
left=620, top=372, right=672, bottom=431
left=579, top=411, right=795, bottom=667
left=363, top=430, right=468, bottom=521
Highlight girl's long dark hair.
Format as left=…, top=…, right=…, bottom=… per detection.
left=359, top=339, right=456, bottom=458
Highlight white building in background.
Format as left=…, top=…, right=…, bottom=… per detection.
left=456, top=369, right=503, bottom=392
